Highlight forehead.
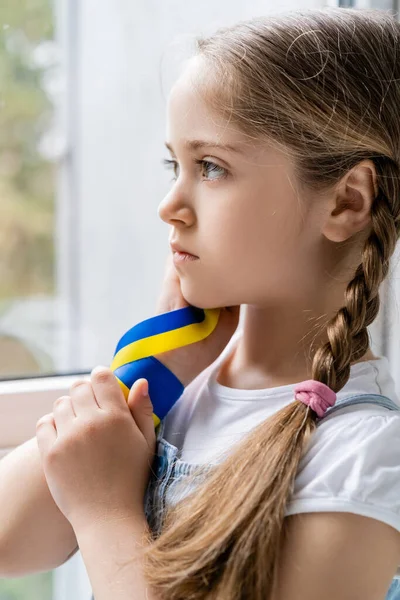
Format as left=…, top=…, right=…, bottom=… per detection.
left=166, top=58, right=250, bottom=149
left=165, top=57, right=295, bottom=174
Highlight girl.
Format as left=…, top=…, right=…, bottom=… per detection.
left=35, top=6, right=400, bottom=600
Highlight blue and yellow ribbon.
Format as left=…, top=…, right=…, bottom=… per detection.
left=110, top=306, right=220, bottom=428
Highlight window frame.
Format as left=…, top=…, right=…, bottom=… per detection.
left=0, top=373, right=89, bottom=458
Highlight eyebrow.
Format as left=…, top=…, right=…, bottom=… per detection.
left=165, top=139, right=244, bottom=155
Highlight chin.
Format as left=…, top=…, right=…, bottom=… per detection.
left=179, top=283, right=227, bottom=311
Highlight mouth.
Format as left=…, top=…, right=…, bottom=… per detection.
left=170, top=240, right=199, bottom=259
left=172, top=251, right=199, bottom=264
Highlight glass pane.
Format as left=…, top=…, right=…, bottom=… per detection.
left=0, top=0, right=63, bottom=380
left=0, top=572, right=52, bottom=600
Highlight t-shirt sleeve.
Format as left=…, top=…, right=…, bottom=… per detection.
left=284, top=412, right=400, bottom=533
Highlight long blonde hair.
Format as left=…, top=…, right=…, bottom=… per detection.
left=140, top=8, right=400, bottom=599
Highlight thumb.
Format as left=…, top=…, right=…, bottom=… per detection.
left=127, top=379, right=156, bottom=447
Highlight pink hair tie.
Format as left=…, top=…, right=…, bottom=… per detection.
left=294, top=379, right=337, bottom=418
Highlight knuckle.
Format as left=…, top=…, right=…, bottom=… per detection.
left=53, top=395, right=69, bottom=409
left=104, top=411, right=125, bottom=428
left=144, top=406, right=154, bottom=418
left=91, top=368, right=112, bottom=385
left=46, top=445, right=64, bottom=466
left=81, top=419, right=99, bottom=436
left=80, top=417, right=111, bottom=438
left=70, top=379, right=89, bottom=392
left=110, top=411, right=133, bottom=432
left=36, top=413, right=52, bottom=428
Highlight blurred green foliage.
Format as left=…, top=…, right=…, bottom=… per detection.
left=0, top=572, right=52, bottom=600
left=0, top=0, right=56, bottom=299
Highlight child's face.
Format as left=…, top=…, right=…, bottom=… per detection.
left=158, top=57, right=332, bottom=310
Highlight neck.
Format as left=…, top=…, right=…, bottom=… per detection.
left=217, top=304, right=377, bottom=391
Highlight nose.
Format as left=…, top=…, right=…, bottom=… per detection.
left=157, top=187, right=195, bottom=227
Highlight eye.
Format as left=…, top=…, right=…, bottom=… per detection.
left=162, top=158, right=179, bottom=181
left=196, top=159, right=227, bottom=181
left=161, top=157, right=227, bottom=182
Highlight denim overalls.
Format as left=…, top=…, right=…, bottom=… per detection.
left=140, top=392, right=400, bottom=600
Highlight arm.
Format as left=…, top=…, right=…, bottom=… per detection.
left=271, top=511, right=400, bottom=600
left=75, top=513, right=159, bottom=600
left=62, top=509, right=400, bottom=600
left=0, top=437, right=78, bottom=577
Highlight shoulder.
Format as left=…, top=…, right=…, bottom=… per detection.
left=286, top=408, right=400, bottom=534
left=271, top=510, right=400, bottom=600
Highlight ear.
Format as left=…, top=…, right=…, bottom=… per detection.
left=322, top=159, right=378, bottom=243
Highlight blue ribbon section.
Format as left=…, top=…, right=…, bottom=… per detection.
left=114, top=356, right=185, bottom=421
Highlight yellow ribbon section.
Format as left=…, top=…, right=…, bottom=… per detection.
left=111, top=308, right=220, bottom=372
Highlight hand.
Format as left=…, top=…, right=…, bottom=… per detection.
left=35, top=367, right=156, bottom=535
left=154, top=252, right=241, bottom=386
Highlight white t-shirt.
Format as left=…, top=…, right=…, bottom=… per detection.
left=163, top=330, right=400, bottom=534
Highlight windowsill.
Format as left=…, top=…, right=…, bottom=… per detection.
left=0, top=374, right=90, bottom=451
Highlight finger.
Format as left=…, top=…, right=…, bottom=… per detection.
left=70, top=379, right=100, bottom=419
left=36, top=413, right=57, bottom=457
left=90, top=366, right=128, bottom=411
left=52, top=395, right=75, bottom=434
left=127, top=379, right=156, bottom=450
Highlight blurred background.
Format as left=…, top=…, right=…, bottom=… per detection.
left=0, top=0, right=399, bottom=598
left=0, top=0, right=56, bottom=380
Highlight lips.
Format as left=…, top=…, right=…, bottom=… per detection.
left=170, top=241, right=198, bottom=258
left=173, top=251, right=198, bottom=264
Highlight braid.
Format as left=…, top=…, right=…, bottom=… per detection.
left=311, top=161, right=399, bottom=394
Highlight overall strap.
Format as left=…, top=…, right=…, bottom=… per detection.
left=319, top=393, right=400, bottom=422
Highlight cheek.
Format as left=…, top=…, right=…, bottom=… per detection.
left=215, top=205, right=308, bottom=294
left=216, top=208, right=290, bottom=265
left=181, top=192, right=310, bottom=304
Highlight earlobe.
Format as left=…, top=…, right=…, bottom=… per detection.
left=322, top=160, right=377, bottom=243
